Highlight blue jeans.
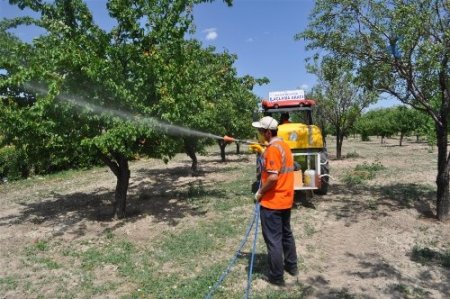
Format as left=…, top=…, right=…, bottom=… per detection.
left=260, top=206, right=298, bottom=280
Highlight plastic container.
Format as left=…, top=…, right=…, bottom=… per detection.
left=304, top=169, right=316, bottom=187
left=294, top=170, right=303, bottom=188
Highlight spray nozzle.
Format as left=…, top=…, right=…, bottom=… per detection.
left=223, top=135, right=236, bottom=143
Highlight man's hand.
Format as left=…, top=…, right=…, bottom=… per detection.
left=254, top=190, right=263, bottom=202
left=249, top=143, right=265, bottom=154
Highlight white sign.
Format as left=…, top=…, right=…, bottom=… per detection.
left=268, top=89, right=305, bottom=102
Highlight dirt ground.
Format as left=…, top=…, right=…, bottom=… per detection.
left=1, top=136, right=449, bottom=298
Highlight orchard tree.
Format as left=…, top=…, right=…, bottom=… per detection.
left=309, top=57, right=377, bottom=159
left=393, top=106, right=422, bottom=146
left=354, top=112, right=374, bottom=141
left=155, top=42, right=262, bottom=165
left=2, top=0, right=178, bottom=220
left=227, top=75, right=269, bottom=155
left=355, top=108, right=397, bottom=143
left=298, top=0, right=450, bottom=220
left=213, top=72, right=261, bottom=161
left=152, top=40, right=228, bottom=172
left=373, top=108, right=396, bottom=144
left=356, top=106, right=424, bottom=146
left=0, top=30, right=99, bottom=176
left=0, top=0, right=245, bottom=218
left=415, top=110, right=438, bottom=150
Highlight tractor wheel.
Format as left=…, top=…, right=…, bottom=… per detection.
left=314, top=149, right=329, bottom=195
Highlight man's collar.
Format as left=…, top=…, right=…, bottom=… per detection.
left=268, top=137, right=282, bottom=145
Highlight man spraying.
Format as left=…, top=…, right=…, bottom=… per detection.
left=252, top=116, right=298, bottom=286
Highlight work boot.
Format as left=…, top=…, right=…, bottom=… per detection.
left=284, top=266, right=299, bottom=276
left=261, top=274, right=285, bottom=286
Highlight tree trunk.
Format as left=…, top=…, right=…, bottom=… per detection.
left=435, top=122, right=449, bottom=221
left=19, top=160, right=30, bottom=178
left=336, top=132, right=344, bottom=160
left=184, top=138, right=198, bottom=174
left=319, top=121, right=328, bottom=147
left=115, top=155, right=130, bottom=219
left=218, top=140, right=227, bottom=162
left=236, top=143, right=240, bottom=154
left=100, top=152, right=130, bottom=219
left=399, top=133, right=404, bottom=146
left=435, top=61, right=450, bottom=221
left=361, top=132, right=369, bottom=141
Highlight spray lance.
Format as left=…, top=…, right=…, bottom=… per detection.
left=222, top=135, right=263, bottom=146
left=222, top=135, right=266, bottom=155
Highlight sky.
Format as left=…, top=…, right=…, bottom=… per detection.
left=1, top=0, right=395, bottom=107
left=191, top=0, right=317, bottom=99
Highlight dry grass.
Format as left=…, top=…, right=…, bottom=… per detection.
left=0, top=136, right=449, bottom=298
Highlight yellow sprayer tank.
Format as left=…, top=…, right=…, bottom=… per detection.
left=277, top=123, right=324, bottom=150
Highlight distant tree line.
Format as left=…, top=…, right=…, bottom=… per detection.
left=353, top=106, right=438, bottom=147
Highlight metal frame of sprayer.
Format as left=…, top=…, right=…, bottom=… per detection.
left=222, top=103, right=330, bottom=195
left=261, top=106, right=330, bottom=194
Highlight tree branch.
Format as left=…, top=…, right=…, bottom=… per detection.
left=99, top=151, right=119, bottom=177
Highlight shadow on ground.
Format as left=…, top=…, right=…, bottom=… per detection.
left=0, top=157, right=244, bottom=238
left=241, top=252, right=381, bottom=298
left=345, top=252, right=450, bottom=297
left=0, top=156, right=439, bottom=254
left=243, top=250, right=449, bottom=297
left=315, top=182, right=436, bottom=225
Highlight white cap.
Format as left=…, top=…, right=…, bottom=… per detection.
left=252, top=116, right=278, bottom=130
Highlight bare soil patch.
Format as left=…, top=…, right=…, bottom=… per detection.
left=0, top=137, right=449, bottom=298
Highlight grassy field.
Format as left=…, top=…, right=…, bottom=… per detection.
left=0, top=136, right=449, bottom=298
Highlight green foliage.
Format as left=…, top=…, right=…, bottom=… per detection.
left=81, top=240, right=136, bottom=272
left=24, top=240, right=61, bottom=270
left=0, top=0, right=261, bottom=167
left=354, top=116, right=373, bottom=141
left=442, top=250, right=450, bottom=268
left=153, top=40, right=262, bottom=158
left=411, top=245, right=436, bottom=263
left=308, top=57, right=377, bottom=158
left=414, top=112, right=437, bottom=150
left=156, top=218, right=238, bottom=263
left=394, top=106, right=419, bottom=137
left=355, top=108, right=397, bottom=141
left=0, top=0, right=265, bottom=216
left=298, top=0, right=450, bottom=218
left=344, top=150, right=361, bottom=159
left=355, top=160, right=385, bottom=173
left=0, top=145, right=24, bottom=180
left=355, top=106, right=434, bottom=145
left=298, top=0, right=449, bottom=112
left=0, top=97, right=102, bottom=175
left=0, top=276, right=18, bottom=291
left=342, top=160, right=385, bottom=185
left=12, top=180, right=251, bottom=297
left=391, top=283, right=429, bottom=299
left=411, top=245, right=450, bottom=269
left=303, top=222, right=316, bottom=237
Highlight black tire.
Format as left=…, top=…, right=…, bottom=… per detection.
left=314, top=149, right=329, bottom=195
